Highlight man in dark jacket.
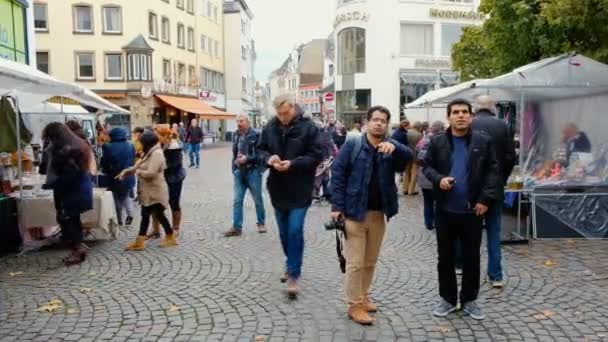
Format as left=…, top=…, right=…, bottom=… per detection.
left=186, top=118, right=204, bottom=168
left=101, top=128, right=136, bottom=226
left=224, top=115, right=266, bottom=237
left=391, top=120, right=409, bottom=146
left=472, top=95, right=516, bottom=288
left=258, top=95, right=323, bottom=298
left=330, top=106, right=412, bottom=325
left=424, top=98, right=499, bottom=321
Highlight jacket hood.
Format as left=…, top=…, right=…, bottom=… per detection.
left=109, top=127, right=128, bottom=142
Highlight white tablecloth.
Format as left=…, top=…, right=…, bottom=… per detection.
left=17, top=189, right=118, bottom=240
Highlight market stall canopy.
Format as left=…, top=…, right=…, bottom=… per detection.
left=0, top=58, right=129, bottom=115
left=155, top=94, right=236, bottom=120
left=405, top=53, right=608, bottom=107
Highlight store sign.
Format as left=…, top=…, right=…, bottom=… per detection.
left=429, top=8, right=485, bottom=21
left=333, top=11, right=370, bottom=28
left=415, top=58, right=452, bottom=69
left=47, top=96, right=80, bottom=105
left=198, top=90, right=217, bottom=101
left=324, top=92, right=334, bottom=102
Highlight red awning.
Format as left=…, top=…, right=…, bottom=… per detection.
left=155, top=94, right=236, bottom=120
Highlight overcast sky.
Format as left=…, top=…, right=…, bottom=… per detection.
left=248, top=0, right=334, bottom=83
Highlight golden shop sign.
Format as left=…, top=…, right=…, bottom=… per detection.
left=429, top=8, right=485, bottom=21
left=334, top=11, right=370, bottom=28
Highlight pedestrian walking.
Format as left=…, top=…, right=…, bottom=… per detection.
left=404, top=121, right=423, bottom=195
left=472, top=95, right=516, bottom=288
left=423, top=98, right=499, bottom=320
left=65, top=120, right=98, bottom=176
left=156, top=125, right=186, bottom=237
left=119, top=130, right=178, bottom=251
left=416, top=120, right=445, bottom=230
left=330, top=106, right=412, bottom=325
left=224, top=115, right=267, bottom=237
left=40, top=122, right=93, bottom=266
left=345, top=123, right=362, bottom=143
left=313, top=120, right=337, bottom=201
left=186, top=118, right=203, bottom=168
left=333, top=125, right=347, bottom=150
left=100, top=128, right=136, bottom=226
left=258, top=95, right=323, bottom=298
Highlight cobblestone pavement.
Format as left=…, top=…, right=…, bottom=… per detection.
left=2, top=146, right=608, bottom=342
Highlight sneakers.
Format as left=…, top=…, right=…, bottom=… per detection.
left=432, top=299, right=457, bottom=317
left=256, top=224, right=267, bottom=234
left=455, top=267, right=463, bottom=275
left=463, top=301, right=485, bottom=320
left=223, top=228, right=242, bottom=237
left=287, top=278, right=299, bottom=298
left=491, top=280, right=504, bottom=289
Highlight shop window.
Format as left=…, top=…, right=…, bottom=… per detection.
left=149, top=13, right=158, bottom=39
left=441, top=24, right=466, bottom=56
left=102, top=6, right=122, bottom=34
left=34, top=3, right=48, bottom=31
left=36, top=52, right=49, bottom=74
left=105, top=53, right=123, bottom=80
left=73, top=5, right=93, bottom=33
left=400, top=23, right=434, bottom=56
left=161, top=17, right=170, bottom=43
left=338, top=27, right=365, bottom=74
left=75, top=52, right=95, bottom=80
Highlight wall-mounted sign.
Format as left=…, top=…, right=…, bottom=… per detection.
left=334, top=11, right=370, bottom=28
left=415, top=58, right=452, bottom=69
left=430, top=8, right=485, bottom=21
left=47, top=96, right=81, bottom=105
left=199, top=90, right=217, bottom=101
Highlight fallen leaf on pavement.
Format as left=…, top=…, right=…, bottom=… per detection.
left=533, top=310, right=555, bottom=320
left=9, top=271, right=24, bottom=277
left=438, top=326, right=450, bottom=333
left=542, top=260, right=556, bottom=268
left=542, top=310, right=555, bottom=317
left=168, top=305, right=180, bottom=312
left=80, top=288, right=93, bottom=294
left=36, top=299, right=63, bottom=313
left=88, top=272, right=97, bottom=276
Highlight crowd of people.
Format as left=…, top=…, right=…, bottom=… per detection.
left=41, top=93, right=515, bottom=326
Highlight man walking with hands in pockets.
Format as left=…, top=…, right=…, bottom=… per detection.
left=423, top=99, right=499, bottom=320
left=330, top=106, right=412, bottom=325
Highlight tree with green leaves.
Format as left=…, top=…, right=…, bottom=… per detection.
left=452, top=0, right=608, bottom=81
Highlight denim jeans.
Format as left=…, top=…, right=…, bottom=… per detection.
left=189, top=143, right=200, bottom=167
left=486, top=203, right=503, bottom=281
left=422, top=189, right=435, bottom=230
left=274, top=207, right=309, bottom=279
left=232, top=169, right=265, bottom=229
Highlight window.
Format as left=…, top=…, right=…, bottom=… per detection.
left=241, top=19, right=246, bottom=33
left=441, top=24, right=465, bottom=56
left=178, top=63, right=186, bottom=85
left=337, top=27, right=366, bottom=74
left=102, top=6, right=122, bottom=34
left=214, top=6, right=218, bottom=22
left=127, top=54, right=151, bottom=81
left=242, top=77, right=247, bottom=93
left=200, top=0, right=206, bottom=16
left=73, top=5, right=93, bottom=33
left=187, top=27, right=195, bottom=51
left=188, top=65, right=196, bottom=86
left=105, top=53, right=123, bottom=80
left=207, top=1, right=212, bottom=17
left=177, top=0, right=184, bottom=9
left=336, top=89, right=371, bottom=114
left=201, top=34, right=207, bottom=52
left=36, top=52, right=49, bottom=73
left=161, top=17, right=170, bottom=43
left=149, top=13, right=158, bottom=39
left=215, top=41, right=219, bottom=58
left=329, top=64, right=334, bottom=76
left=163, top=59, right=172, bottom=81
left=75, top=52, right=95, bottom=80
left=400, top=23, right=434, bottom=56
left=209, top=39, right=213, bottom=56
left=187, top=0, right=195, bottom=13
left=201, top=68, right=209, bottom=88
left=241, top=46, right=246, bottom=60
left=34, top=3, right=48, bottom=31
left=177, top=23, right=185, bottom=48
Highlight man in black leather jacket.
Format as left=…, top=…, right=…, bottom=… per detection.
left=423, top=98, right=499, bottom=321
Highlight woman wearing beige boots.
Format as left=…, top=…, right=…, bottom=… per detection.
left=117, top=130, right=178, bottom=250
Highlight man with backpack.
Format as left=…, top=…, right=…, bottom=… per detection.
left=330, top=106, right=412, bottom=325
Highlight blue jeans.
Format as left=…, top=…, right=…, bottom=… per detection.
left=422, top=189, right=435, bottom=230
left=232, top=169, right=265, bottom=229
left=274, top=207, right=309, bottom=279
left=188, top=143, right=200, bottom=167
left=486, top=204, right=503, bottom=281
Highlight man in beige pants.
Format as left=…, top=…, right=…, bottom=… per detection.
left=404, top=121, right=423, bottom=195
left=330, top=106, right=412, bottom=325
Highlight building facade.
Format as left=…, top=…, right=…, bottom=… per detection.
left=223, top=0, right=255, bottom=132
left=299, top=83, right=321, bottom=117
left=34, top=0, right=227, bottom=129
left=332, top=0, right=484, bottom=125
left=0, top=0, right=35, bottom=65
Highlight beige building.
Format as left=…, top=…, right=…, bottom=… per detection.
left=34, top=0, right=231, bottom=129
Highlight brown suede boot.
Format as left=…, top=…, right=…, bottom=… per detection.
left=172, top=210, right=182, bottom=237
left=348, top=304, right=374, bottom=325
left=159, top=233, right=178, bottom=248
left=125, top=236, right=146, bottom=251
left=363, top=298, right=378, bottom=312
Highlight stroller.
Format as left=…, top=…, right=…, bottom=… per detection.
left=313, top=157, right=334, bottom=204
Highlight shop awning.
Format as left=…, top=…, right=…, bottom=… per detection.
left=155, top=94, right=236, bottom=120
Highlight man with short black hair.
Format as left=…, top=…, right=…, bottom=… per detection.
left=424, top=98, right=499, bottom=320
left=186, top=119, right=203, bottom=168
left=331, top=106, right=412, bottom=325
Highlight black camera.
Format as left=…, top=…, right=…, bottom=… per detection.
left=324, top=219, right=345, bottom=232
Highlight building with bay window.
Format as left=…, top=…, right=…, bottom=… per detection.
left=34, top=0, right=229, bottom=129
left=332, top=0, right=484, bottom=126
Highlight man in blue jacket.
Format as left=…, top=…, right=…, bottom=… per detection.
left=330, top=106, right=412, bottom=325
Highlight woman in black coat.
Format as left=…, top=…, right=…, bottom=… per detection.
left=40, top=122, right=93, bottom=265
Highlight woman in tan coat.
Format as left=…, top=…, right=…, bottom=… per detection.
left=117, top=130, right=177, bottom=250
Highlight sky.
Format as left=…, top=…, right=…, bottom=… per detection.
left=248, top=0, right=334, bottom=83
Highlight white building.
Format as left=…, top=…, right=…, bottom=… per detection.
left=332, top=0, right=484, bottom=126
left=223, top=0, right=255, bottom=131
